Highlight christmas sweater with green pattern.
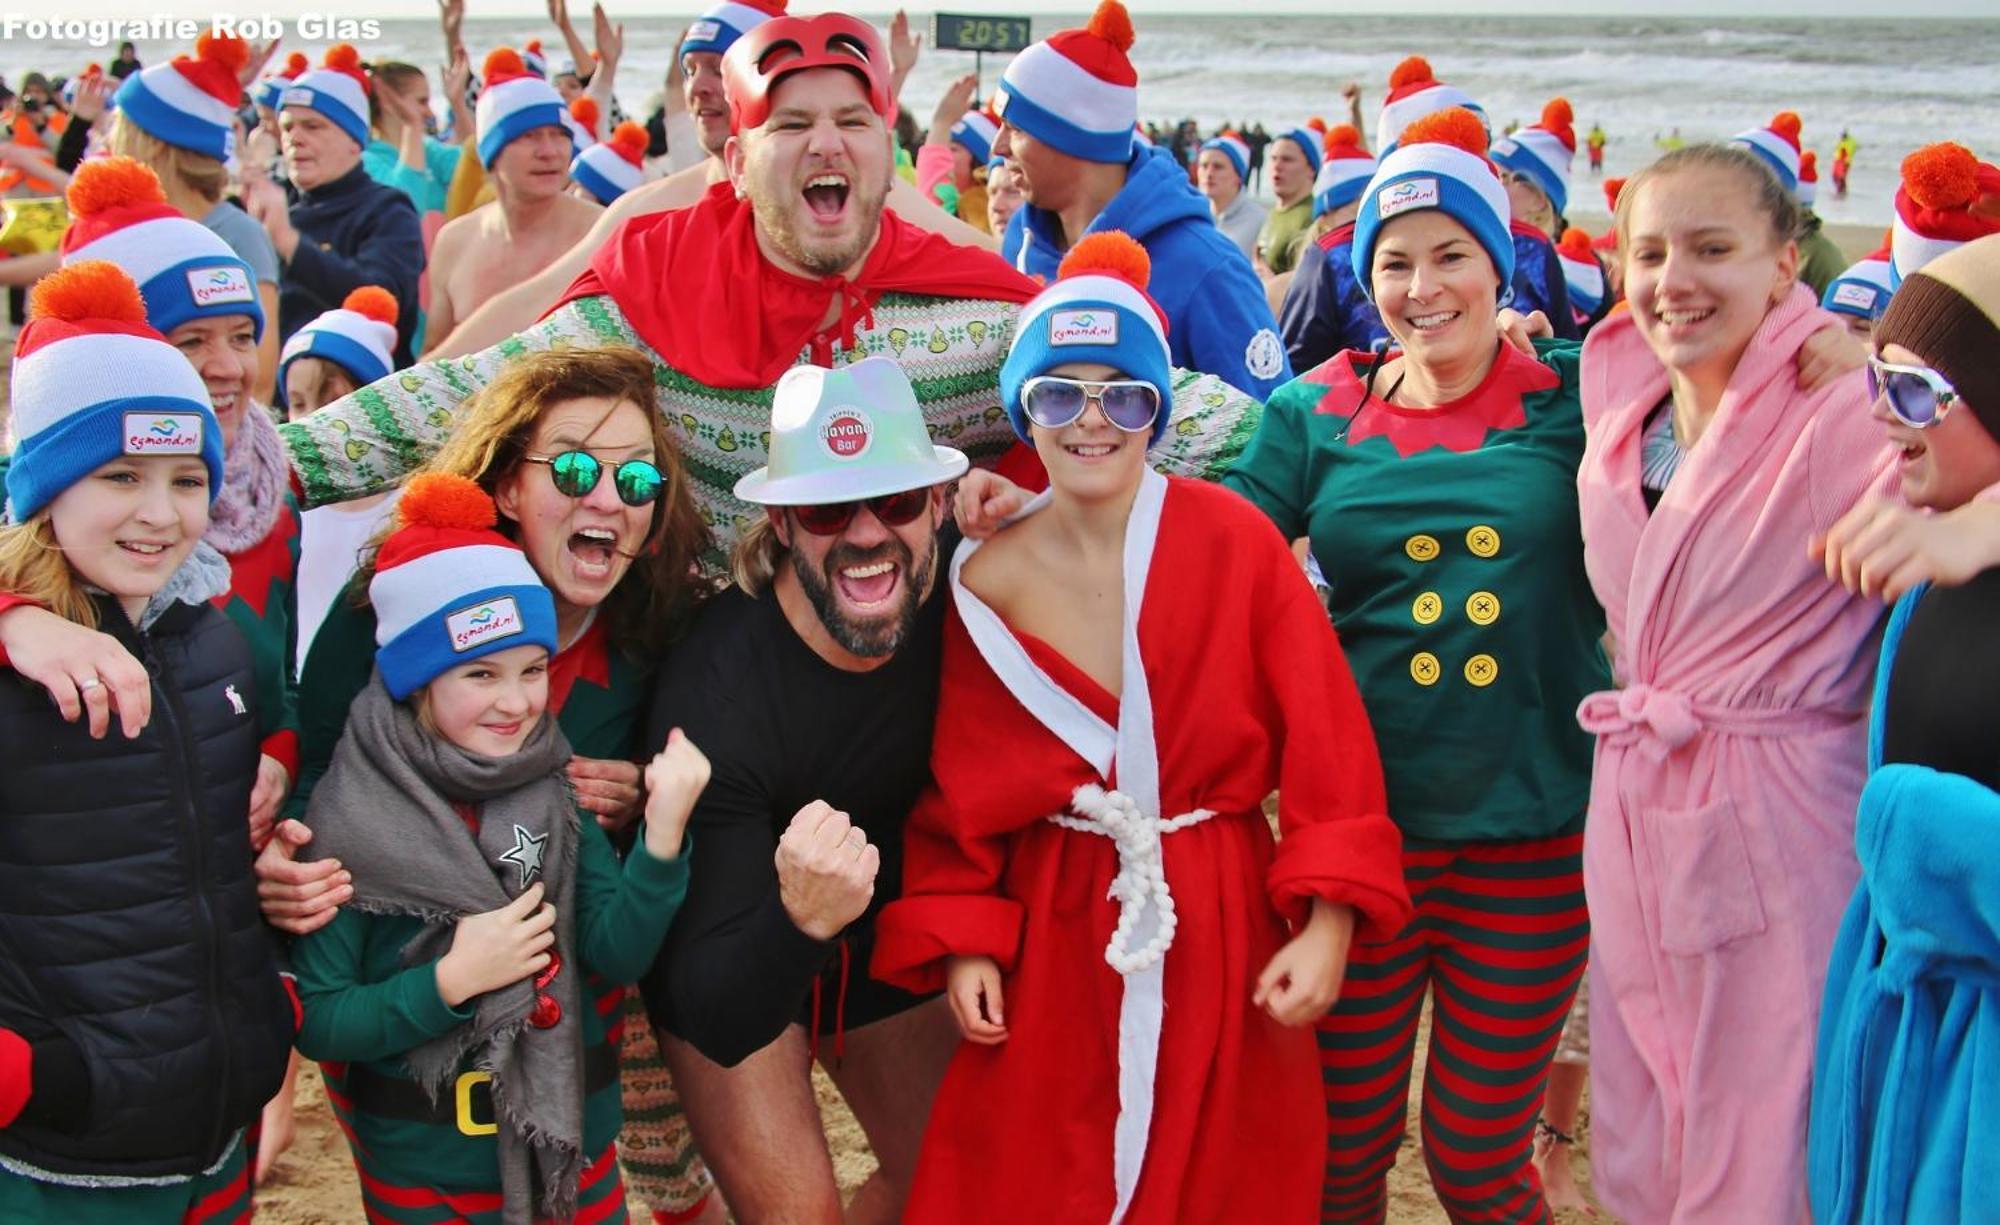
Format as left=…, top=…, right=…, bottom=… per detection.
left=277, top=292, right=1265, bottom=573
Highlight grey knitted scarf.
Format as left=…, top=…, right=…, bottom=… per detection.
left=304, top=673, right=582, bottom=1223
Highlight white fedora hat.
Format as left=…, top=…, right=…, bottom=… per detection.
left=735, top=357, right=969, bottom=506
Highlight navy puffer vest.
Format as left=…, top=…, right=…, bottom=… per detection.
left=0, top=597, right=293, bottom=1181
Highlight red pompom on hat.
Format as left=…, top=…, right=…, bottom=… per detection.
left=569, top=94, right=602, bottom=140
left=1891, top=142, right=2000, bottom=282
left=483, top=47, right=533, bottom=87
left=1377, top=54, right=1485, bottom=153
left=608, top=121, right=649, bottom=166
left=8, top=260, right=221, bottom=522
left=994, top=0, right=1139, bottom=164
left=1603, top=176, right=1627, bottom=211
left=1539, top=97, right=1577, bottom=150
left=1400, top=106, right=1491, bottom=162
left=1557, top=226, right=1594, bottom=259
left=321, top=43, right=371, bottom=93
left=1322, top=123, right=1368, bottom=158
left=368, top=472, right=558, bottom=701
left=282, top=51, right=309, bottom=77
left=111, top=31, right=249, bottom=160
left=341, top=286, right=400, bottom=327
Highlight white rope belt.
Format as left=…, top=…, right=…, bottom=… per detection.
left=1049, top=783, right=1215, bottom=976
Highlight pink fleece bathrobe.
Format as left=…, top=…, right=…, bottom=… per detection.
left=1574, top=285, right=1895, bottom=1224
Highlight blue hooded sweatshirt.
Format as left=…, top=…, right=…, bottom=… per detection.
left=1002, top=144, right=1292, bottom=400
left=1278, top=220, right=1580, bottom=375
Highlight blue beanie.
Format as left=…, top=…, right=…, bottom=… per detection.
left=1000, top=232, right=1173, bottom=446
left=1199, top=133, right=1250, bottom=184
left=1351, top=112, right=1514, bottom=300
left=681, top=0, right=784, bottom=60
left=7, top=262, right=223, bottom=523
left=1280, top=127, right=1324, bottom=177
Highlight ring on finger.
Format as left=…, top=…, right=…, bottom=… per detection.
left=77, top=676, right=103, bottom=692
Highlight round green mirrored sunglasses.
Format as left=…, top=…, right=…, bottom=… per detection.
left=523, top=451, right=664, bottom=506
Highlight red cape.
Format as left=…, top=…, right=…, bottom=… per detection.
left=553, top=182, right=1041, bottom=389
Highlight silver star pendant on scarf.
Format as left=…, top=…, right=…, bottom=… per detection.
left=498, top=824, right=548, bottom=888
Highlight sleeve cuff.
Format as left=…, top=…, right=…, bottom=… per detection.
left=869, top=895, right=1026, bottom=994
left=421, top=962, right=478, bottom=1029
left=1266, top=813, right=1412, bottom=944
left=261, top=729, right=300, bottom=781
left=622, top=831, right=693, bottom=899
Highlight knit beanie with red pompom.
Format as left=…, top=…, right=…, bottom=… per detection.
left=1352, top=106, right=1514, bottom=297
left=1375, top=55, right=1487, bottom=156
left=1730, top=110, right=1805, bottom=196
left=475, top=47, right=570, bottom=169
left=6, top=261, right=221, bottom=521
left=369, top=472, right=558, bottom=699
left=1001, top=230, right=1173, bottom=444
left=995, top=0, right=1140, bottom=165
left=1890, top=141, right=2000, bottom=286
left=279, top=286, right=400, bottom=400
left=282, top=44, right=372, bottom=150
left=570, top=120, right=650, bottom=205
left=112, top=32, right=249, bottom=161
left=1491, top=96, right=1576, bottom=215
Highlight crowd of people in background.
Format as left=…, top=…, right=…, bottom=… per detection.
left=0, top=1, right=1997, bottom=1223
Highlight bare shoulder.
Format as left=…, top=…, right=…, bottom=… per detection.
left=557, top=193, right=606, bottom=242
left=959, top=510, right=1044, bottom=601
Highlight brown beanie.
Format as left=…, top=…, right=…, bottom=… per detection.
left=1875, top=232, right=2000, bottom=441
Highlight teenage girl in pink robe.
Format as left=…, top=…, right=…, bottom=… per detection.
left=1572, top=143, right=1895, bottom=1223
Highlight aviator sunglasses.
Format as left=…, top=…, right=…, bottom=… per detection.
left=791, top=487, right=933, bottom=537
left=1019, top=376, right=1163, bottom=434
left=1867, top=355, right=1959, bottom=430
left=523, top=451, right=665, bottom=506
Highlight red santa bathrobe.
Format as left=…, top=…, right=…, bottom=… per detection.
left=873, top=470, right=1410, bottom=1224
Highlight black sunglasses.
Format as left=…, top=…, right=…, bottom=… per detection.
left=523, top=451, right=664, bottom=506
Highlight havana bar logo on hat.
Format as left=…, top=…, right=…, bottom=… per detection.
left=123, top=412, right=205, bottom=455
left=819, top=408, right=874, bottom=460
left=736, top=357, right=968, bottom=506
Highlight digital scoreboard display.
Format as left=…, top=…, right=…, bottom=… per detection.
left=931, top=13, right=1033, bottom=53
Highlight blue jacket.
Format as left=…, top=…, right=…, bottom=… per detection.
left=1809, top=586, right=2000, bottom=1224
left=1278, top=220, right=1581, bottom=375
left=1003, top=145, right=1292, bottom=399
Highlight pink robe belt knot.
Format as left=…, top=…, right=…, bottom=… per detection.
left=1577, top=685, right=1853, bottom=757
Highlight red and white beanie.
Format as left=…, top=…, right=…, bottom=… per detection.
left=1730, top=110, right=1803, bottom=197
left=1489, top=97, right=1575, bottom=215
left=1375, top=56, right=1486, bottom=156
left=476, top=48, right=571, bottom=169
left=1890, top=142, right=2000, bottom=286
left=60, top=157, right=264, bottom=340
left=569, top=95, right=604, bottom=144
left=521, top=38, right=549, bottom=78
left=6, top=261, right=221, bottom=522
left=1313, top=124, right=1376, bottom=218
left=110, top=32, right=249, bottom=163
left=280, top=286, right=399, bottom=400
left=1001, top=232, right=1173, bottom=446
left=571, top=121, right=650, bottom=205
left=255, top=50, right=311, bottom=112
left=370, top=473, right=559, bottom=700
left=1556, top=226, right=1605, bottom=318
left=996, top=0, right=1140, bottom=165
left=1797, top=150, right=1820, bottom=210
left=283, top=44, right=372, bottom=150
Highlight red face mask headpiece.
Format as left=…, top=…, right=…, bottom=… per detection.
left=722, top=13, right=895, bottom=134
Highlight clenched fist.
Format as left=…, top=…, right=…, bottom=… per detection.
left=641, top=728, right=709, bottom=859
left=775, top=800, right=879, bottom=941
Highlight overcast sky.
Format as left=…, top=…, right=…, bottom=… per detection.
left=18, top=0, right=2000, bottom=19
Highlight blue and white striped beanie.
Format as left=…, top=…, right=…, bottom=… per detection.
left=1279, top=125, right=1324, bottom=177
left=682, top=0, right=788, bottom=60
left=7, top=261, right=222, bottom=523
left=254, top=51, right=311, bottom=112
left=1376, top=55, right=1487, bottom=157
left=1199, top=132, right=1251, bottom=183
left=1489, top=97, right=1576, bottom=216
left=60, top=157, right=264, bottom=341
left=1313, top=125, right=1376, bottom=218
left=280, top=286, right=399, bottom=401
left=950, top=109, right=1000, bottom=166
left=995, top=0, right=1140, bottom=166
left=1730, top=111, right=1804, bottom=197
left=112, top=33, right=249, bottom=163
left=1351, top=108, right=1514, bottom=298
left=475, top=48, right=570, bottom=169
left=1821, top=251, right=1896, bottom=321
left=570, top=122, right=650, bottom=205
left=281, top=45, right=373, bottom=151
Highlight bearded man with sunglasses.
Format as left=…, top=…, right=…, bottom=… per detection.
left=637, top=357, right=964, bottom=1223
left=271, top=11, right=1261, bottom=576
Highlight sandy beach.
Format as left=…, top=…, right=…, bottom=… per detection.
left=252, top=1000, right=1608, bottom=1224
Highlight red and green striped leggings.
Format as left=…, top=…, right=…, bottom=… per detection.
left=1317, top=830, right=1587, bottom=1225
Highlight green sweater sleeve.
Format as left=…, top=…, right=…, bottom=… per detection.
left=284, top=593, right=378, bottom=820
left=1153, top=367, right=1266, bottom=483
left=572, top=816, right=691, bottom=986
left=277, top=296, right=645, bottom=508
left=292, top=909, right=473, bottom=1063
left=1221, top=378, right=1310, bottom=539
